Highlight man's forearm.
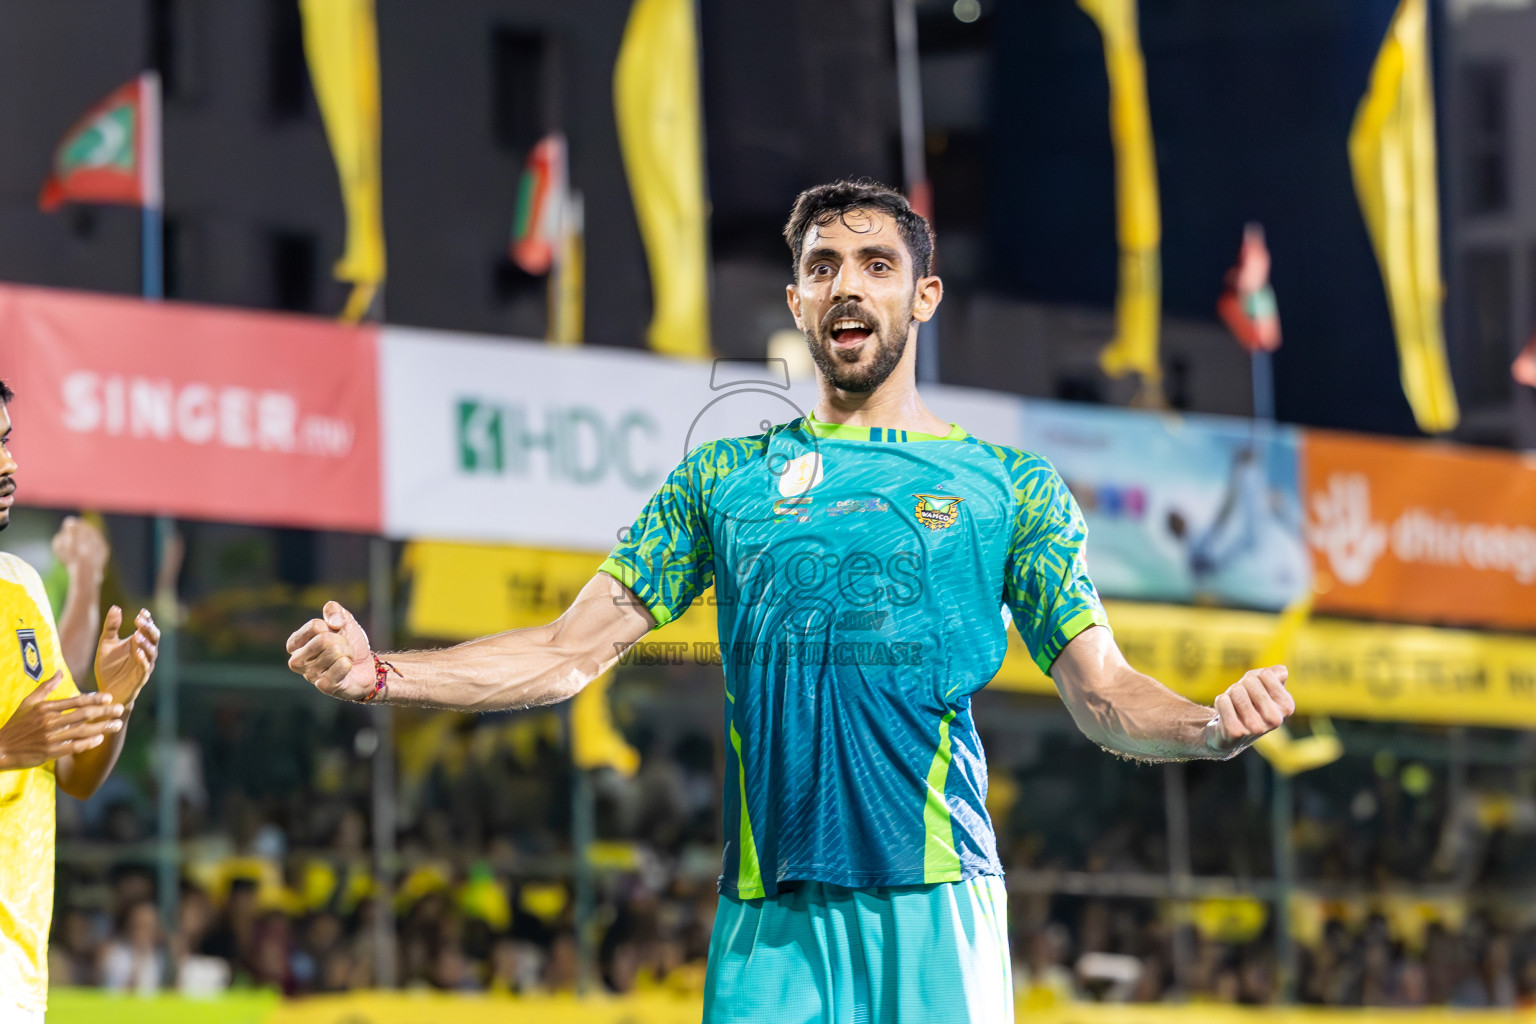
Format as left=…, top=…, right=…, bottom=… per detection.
left=57, top=566, right=103, bottom=684
left=1058, top=664, right=1219, bottom=762
left=372, top=621, right=622, bottom=711
left=56, top=702, right=131, bottom=799
left=1050, top=625, right=1289, bottom=762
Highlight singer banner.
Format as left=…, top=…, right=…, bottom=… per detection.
left=0, top=284, right=381, bottom=532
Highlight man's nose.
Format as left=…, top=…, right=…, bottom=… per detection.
left=831, top=264, right=865, bottom=304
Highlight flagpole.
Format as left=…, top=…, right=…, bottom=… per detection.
left=141, top=70, right=164, bottom=301
left=893, top=0, right=938, bottom=384
left=135, top=67, right=179, bottom=940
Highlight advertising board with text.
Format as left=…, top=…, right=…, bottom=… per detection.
left=377, top=327, right=1020, bottom=548
left=0, top=284, right=381, bottom=532
left=1304, top=431, right=1536, bottom=631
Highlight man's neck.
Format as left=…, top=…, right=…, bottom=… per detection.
left=813, top=368, right=949, bottom=436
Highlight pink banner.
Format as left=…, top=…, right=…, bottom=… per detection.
left=0, top=284, right=381, bottom=532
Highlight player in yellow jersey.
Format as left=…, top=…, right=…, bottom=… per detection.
left=0, top=381, right=161, bottom=1022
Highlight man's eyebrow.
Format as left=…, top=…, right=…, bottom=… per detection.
left=856, top=245, right=903, bottom=264
left=803, top=247, right=841, bottom=267
left=802, top=244, right=905, bottom=267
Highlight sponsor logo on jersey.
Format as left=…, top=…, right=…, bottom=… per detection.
left=838, top=609, right=889, bottom=630
left=911, top=494, right=964, bottom=531
left=773, top=496, right=813, bottom=523
left=16, top=628, right=41, bottom=681
left=777, top=452, right=824, bottom=497
left=827, top=498, right=890, bottom=517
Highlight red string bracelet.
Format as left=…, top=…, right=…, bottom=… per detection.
left=361, top=653, right=400, bottom=703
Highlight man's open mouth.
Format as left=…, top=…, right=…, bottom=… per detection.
left=829, top=316, right=874, bottom=345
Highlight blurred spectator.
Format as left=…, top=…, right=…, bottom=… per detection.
left=47, top=908, right=99, bottom=987
left=100, top=901, right=164, bottom=994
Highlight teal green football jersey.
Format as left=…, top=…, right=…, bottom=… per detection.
left=602, top=415, right=1107, bottom=898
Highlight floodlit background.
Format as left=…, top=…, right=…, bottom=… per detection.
left=1, top=0, right=1536, bottom=1020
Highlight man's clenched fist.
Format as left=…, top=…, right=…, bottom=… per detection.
left=285, top=601, right=375, bottom=701
left=1206, top=665, right=1295, bottom=755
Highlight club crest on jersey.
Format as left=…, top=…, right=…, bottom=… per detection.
left=777, top=453, right=824, bottom=497
left=16, top=628, right=41, bottom=681
left=911, top=494, right=964, bottom=531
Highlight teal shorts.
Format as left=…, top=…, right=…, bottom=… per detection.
left=703, top=876, right=1012, bottom=1024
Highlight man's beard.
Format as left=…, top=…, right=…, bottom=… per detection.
left=804, top=301, right=911, bottom=393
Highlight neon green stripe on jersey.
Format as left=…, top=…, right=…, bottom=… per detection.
left=923, top=709, right=961, bottom=883
left=729, top=720, right=765, bottom=898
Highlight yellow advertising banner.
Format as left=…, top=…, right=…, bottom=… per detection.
left=403, top=541, right=1536, bottom=729
left=46, top=989, right=1536, bottom=1024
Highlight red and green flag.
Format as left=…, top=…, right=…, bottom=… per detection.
left=1217, top=222, right=1281, bottom=353
left=1515, top=331, right=1536, bottom=389
left=39, top=72, right=161, bottom=212
left=510, top=132, right=566, bottom=276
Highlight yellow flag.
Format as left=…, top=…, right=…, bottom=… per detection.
left=1078, top=0, right=1162, bottom=393
left=1349, top=0, right=1458, bottom=433
left=614, top=0, right=710, bottom=358
left=549, top=192, right=586, bottom=346
left=572, top=670, right=640, bottom=778
left=1250, top=593, right=1344, bottom=776
left=300, top=0, right=386, bottom=323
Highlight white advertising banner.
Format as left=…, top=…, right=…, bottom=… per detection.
left=378, top=326, right=1023, bottom=547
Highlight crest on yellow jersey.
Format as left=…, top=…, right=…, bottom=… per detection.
left=16, top=628, right=41, bottom=681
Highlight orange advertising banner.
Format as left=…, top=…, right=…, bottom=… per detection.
left=1303, top=430, right=1536, bottom=631
left=0, top=284, right=381, bottom=532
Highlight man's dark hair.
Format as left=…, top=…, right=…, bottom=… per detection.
left=783, top=179, right=935, bottom=281
left=0, top=380, right=12, bottom=404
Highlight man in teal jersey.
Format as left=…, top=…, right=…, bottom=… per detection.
left=286, top=180, right=1295, bottom=1022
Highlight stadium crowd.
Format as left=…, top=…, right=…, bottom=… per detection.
left=47, top=669, right=1536, bottom=1006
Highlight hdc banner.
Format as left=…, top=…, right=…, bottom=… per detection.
left=0, top=284, right=381, bottom=532
left=377, top=327, right=1018, bottom=547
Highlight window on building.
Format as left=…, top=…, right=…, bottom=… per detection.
left=491, top=28, right=548, bottom=152
left=1460, top=248, right=1512, bottom=406
left=1461, top=63, right=1509, bottom=217
left=270, top=230, right=318, bottom=312
left=268, top=0, right=312, bottom=120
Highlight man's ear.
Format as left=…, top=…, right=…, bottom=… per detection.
left=911, top=275, right=944, bottom=324
left=786, top=283, right=804, bottom=330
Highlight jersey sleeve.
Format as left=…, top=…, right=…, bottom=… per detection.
left=600, top=450, right=715, bottom=628
left=1003, top=457, right=1109, bottom=673
left=15, top=557, right=78, bottom=700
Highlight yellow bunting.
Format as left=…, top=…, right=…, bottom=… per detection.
left=299, top=0, right=386, bottom=322
left=1077, top=0, right=1163, bottom=397
left=614, top=0, right=710, bottom=358
left=1349, top=0, right=1458, bottom=432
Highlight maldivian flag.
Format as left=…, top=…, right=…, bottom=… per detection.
left=1349, top=0, right=1457, bottom=433
left=39, top=72, right=161, bottom=212
left=1078, top=0, right=1162, bottom=393
left=614, top=0, right=710, bottom=359
left=511, top=133, right=567, bottom=276
left=1217, top=223, right=1281, bottom=354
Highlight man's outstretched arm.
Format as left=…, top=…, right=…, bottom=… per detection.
left=1049, top=624, right=1293, bottom=762
left=285, top=571, right=655, bottom=711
